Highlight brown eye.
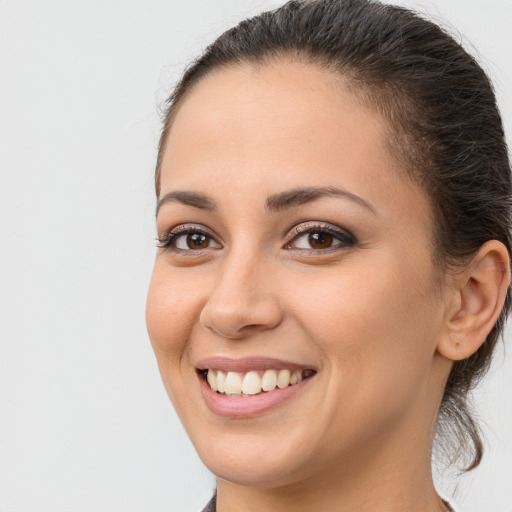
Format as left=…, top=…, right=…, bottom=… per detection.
left=308, top=232, right=333, bottom=249
left=185, top=233, right=210, bottom=249
left=286, top=223, right=357, bottom=252
left=157, top=225, right=222, bottom=252
left=172, top=231, right=221, bottom=251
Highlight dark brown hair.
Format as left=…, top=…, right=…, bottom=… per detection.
left=155, top=0, right=511, bottom=471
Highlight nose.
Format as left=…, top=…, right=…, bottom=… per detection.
left=199, top=252, right=284, bottom=340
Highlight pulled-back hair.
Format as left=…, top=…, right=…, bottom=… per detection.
left=155, top=0, right=511, bottom=471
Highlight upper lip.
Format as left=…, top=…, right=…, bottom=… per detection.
left=195, top=356, right=317, bottom=373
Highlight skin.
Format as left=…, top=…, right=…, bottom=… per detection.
left=146, top=60, right=509, bottom=511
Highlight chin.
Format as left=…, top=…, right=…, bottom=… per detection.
left=191, top=428, right=316, bottom=489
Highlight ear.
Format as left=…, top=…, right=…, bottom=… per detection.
left=438, top=240, right=511, bottom=361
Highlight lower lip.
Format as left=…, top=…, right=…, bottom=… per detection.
left=198, top=373, right=314, bottom=418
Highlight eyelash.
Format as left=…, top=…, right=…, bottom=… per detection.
left=156, top=224, right=218, bottom=252
left=284, top=222, right=357, bottom=252
left=156, top=222, right=357, bottom=254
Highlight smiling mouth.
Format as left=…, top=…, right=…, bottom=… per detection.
left=198, top=368, right=316, bottom=396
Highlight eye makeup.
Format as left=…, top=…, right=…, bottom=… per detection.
left=156, top=220, right=357, bottom=257
left=156, top=223, right=221, bottom=253
left=283, top=221, right=357, bottom=253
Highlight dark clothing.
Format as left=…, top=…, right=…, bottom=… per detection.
left=202, top=494, right=216, bottom=512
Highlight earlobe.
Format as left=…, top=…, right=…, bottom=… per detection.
left=437, top=240, right=511, bottom=361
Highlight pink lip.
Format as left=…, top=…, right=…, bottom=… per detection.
left=197, top=371, right=315, bottom=419
left=196, top=356, right=315, bottom=373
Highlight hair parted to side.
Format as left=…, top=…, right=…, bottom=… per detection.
left=155, top=0, right=512, bottom=471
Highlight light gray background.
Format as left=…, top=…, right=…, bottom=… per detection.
left=0, top=1, right=510, bottom=511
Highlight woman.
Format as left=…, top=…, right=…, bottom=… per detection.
left=146, top=1, right=511, bottom=510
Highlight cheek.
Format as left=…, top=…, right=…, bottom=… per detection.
left=145, top=263, right=211, bottom=423
left=285, top=254, right=441, bottom=407
left=146, top=262, right=202, bottom=370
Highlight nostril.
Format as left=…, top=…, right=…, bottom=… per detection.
left=199, top=275, right=284, bottom=339
left=200, top=306, right=284, bottom=340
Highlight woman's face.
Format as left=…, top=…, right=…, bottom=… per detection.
left=146, top=61, right=450, bottom=488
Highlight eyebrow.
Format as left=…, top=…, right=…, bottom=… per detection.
left=156, top=191, right=217, bottom=216
left=156, top=186, right=377, bottom=216
left=265, top=186, right=378, bottom=215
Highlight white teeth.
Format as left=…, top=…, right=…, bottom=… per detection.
left=217, top=370, right=226, bottom=393
left=277, top=369, right=291, bottom=389
left=224, top=371, right=243, bottom=395
left=207, top=370, right=218, bottom=391
left=242, top=371, right=262, bottom=395
left=292, top=369, right=303, bottom=384
left=261, top=369, right=277, bottom=391
left=205, top=368, right=312, bottom=395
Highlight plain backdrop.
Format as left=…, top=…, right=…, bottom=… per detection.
left=0, top=1, right=511, bottom=511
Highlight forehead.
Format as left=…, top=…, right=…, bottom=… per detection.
left=164, top=62, right=382, bottom=176
left=159, top=59, right=430, bottom=229
left=171, top=60, right=349, bottom=137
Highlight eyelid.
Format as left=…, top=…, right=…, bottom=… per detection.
left=156, top=221, right=356, bottom=253
left=283, top=221, right=357, bottom=250
left=156, top=223, right=222, bottom=251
